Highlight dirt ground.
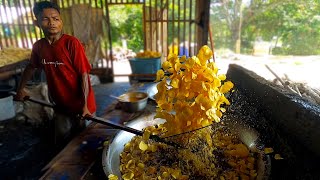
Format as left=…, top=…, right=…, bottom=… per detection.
left=216, top=54, right=320, bottom=89
left=0, top=117, right=58, bottom=179
left=114, top=54, right=320, bottom=89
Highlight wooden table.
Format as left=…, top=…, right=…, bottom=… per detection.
left=40, top=83, right=157, bottom=180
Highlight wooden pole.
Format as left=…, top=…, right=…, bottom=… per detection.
left=195, top=0, right=210, bottom=51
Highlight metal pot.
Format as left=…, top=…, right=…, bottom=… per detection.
left=102, top=113, right=271, bottom=179
left=118, top=92, right=148, bottom=113
left=0, top=85, right=15, bottom=121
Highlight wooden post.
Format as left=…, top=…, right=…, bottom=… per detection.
left=195, top=0, right=210, bottom=52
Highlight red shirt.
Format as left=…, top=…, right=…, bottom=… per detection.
left=30, top=34, right=96, bottom=115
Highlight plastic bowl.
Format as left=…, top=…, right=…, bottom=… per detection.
left=118, top=92, right=148, bottom=113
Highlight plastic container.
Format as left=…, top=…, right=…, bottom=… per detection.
left=129, top=57, right=161, bottom=74
left=0, top=85, right=15, bottom=121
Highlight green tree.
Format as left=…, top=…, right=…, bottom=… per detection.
left=246, top=1, right=320, bottom=55
left=210, top=0, right=320, bottom=55
left=210, top=0, right=245, bottom=53
left=109, top=5, right=143, bottom=52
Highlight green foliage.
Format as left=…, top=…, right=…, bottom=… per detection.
left=109, top=5, right=143, bottom=52
left=210, top=2, right=233, bottom=50
left=251, top=2, right=320, bottom=55
left=211, top=0, right=320, bottom=55
left=279, top=3, right=320, bottom=55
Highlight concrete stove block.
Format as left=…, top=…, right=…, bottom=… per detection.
left=226, top=64, right=320, bottom=179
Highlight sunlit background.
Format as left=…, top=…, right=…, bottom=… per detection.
left=1, top=0, right=319, bottom=88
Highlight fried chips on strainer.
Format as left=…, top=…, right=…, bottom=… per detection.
left=154, top=45, right=234, bottom=136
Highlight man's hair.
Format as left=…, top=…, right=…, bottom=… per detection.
left=33, top=1, right=60, bottom=19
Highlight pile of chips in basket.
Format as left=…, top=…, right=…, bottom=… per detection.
left=135, top=50, right=161, bottom=58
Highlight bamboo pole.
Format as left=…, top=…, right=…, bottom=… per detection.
left=265, top=64, right=298, bottom=94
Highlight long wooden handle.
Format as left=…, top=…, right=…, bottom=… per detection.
left=9, top=91, right=182, bottom=148
left=84, top=115, right=143, bottom=136
left=84, top=115, right=183, bottom=148
left=9, top=91, right=55, bottom=108
left=10, top=91, right=143, bottom=135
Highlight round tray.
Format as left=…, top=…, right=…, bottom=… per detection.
left=102, top=114, right=271, bottom=179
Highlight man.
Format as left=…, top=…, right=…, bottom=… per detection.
left=15, top=1, right=96, bottom=143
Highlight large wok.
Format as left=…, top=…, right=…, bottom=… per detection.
left=102, top=112, right=271, bottom=179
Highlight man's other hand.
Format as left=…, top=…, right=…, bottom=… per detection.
left=14, top=89, right=29, bottom=101
left=82, top=105, right=91, bottom=117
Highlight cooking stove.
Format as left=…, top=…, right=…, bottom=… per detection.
left=226, top=64, right=320, bottom=179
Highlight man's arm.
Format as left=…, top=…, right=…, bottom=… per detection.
left=15, top=63, right=36, bottom=101
left=81, top=72, right=91, bottom=116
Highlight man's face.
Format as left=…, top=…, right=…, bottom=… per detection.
left=38, top=8, right=63, bottom=36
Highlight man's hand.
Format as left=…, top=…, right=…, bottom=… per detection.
left=14, top=63, right=35, bottom=101
left=14, top=89, right=29, bottom=101
left=82, top=105, right=91, bottom=117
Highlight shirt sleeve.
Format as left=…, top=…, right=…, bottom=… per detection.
left=69, top=37, right=92, bottom=75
